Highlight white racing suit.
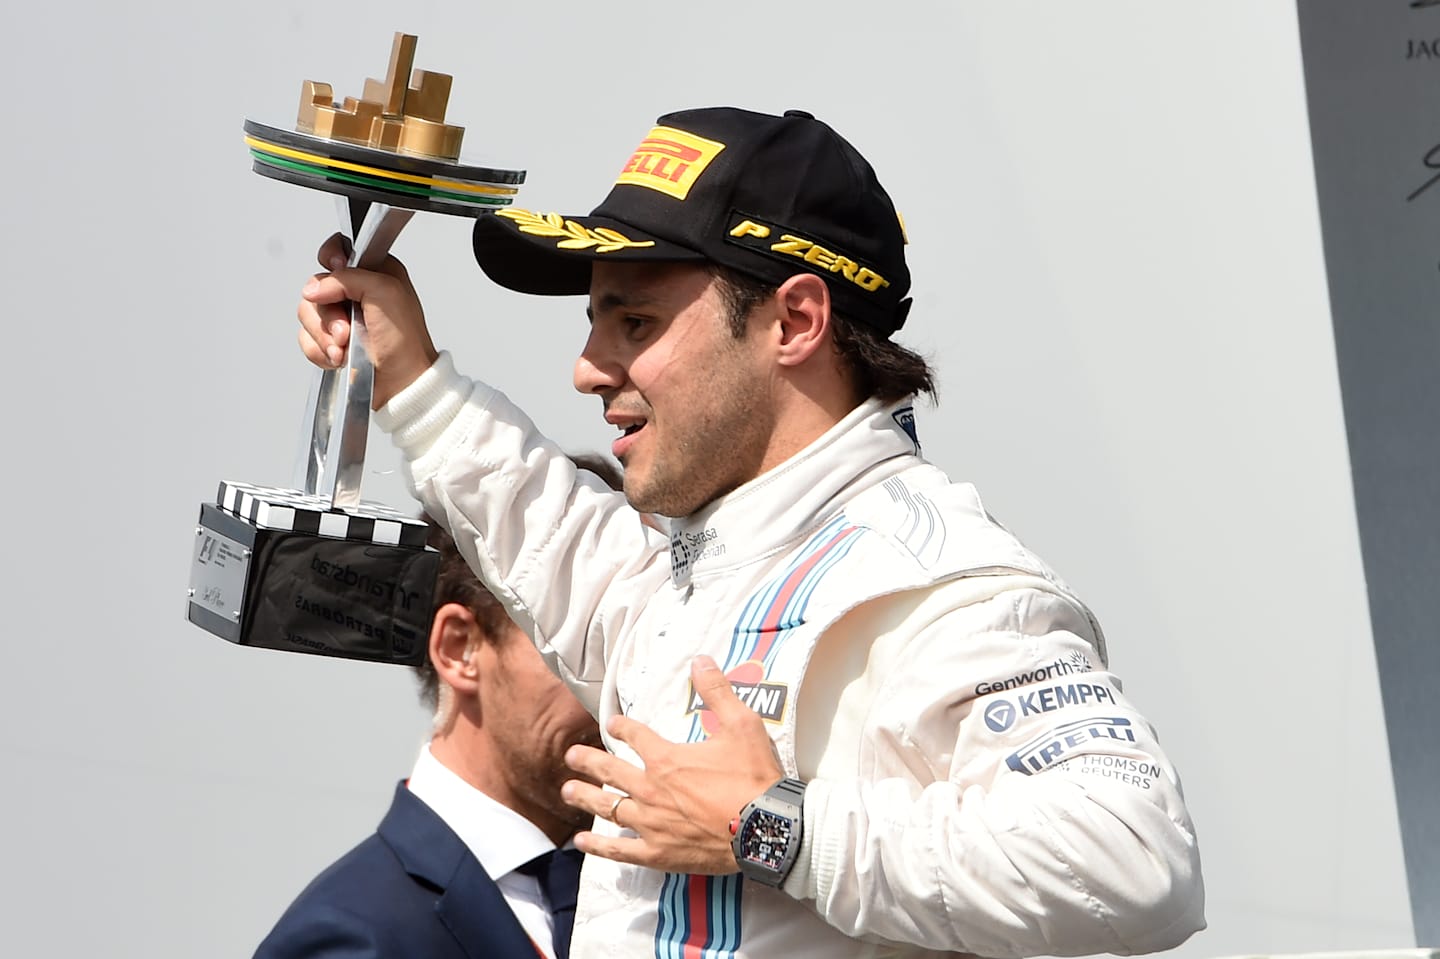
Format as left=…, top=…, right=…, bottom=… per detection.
left=378, top=353, right=1206, bottom=958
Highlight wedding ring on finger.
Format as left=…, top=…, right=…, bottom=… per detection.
left=608, top=794, right=630, bottom=824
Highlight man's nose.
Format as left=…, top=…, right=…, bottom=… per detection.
left=574, top=332, right=624, bottom=395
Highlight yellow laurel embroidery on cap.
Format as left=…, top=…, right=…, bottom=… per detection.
left=896, top=211, right=909, bottom=245
left=494, top=209, right=655, bottom=253
left=615, top=126, right=726, bottom=201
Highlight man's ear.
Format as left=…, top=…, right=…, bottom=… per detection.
left=772, top=273, right=833, bottom=368
left=430, top=602, right=481, bottom=697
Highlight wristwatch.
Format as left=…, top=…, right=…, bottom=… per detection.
left=730, top=777, right=807, bottom=886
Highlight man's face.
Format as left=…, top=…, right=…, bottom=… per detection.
left=575, top=261, right=774, bottom=517
left=476, top=621, right=603, bottom=832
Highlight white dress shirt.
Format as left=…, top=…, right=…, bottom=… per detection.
left=406, top=744, right=568, bottom=959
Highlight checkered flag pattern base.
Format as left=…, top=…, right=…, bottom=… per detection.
left=217, top=480, right=427, bottom=548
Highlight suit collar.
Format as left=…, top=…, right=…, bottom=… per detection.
left=377, top=783, right=542, bottom=958
left=377, top=782, right=469, bottom=888
left=436, top=855, right=543, bottom=958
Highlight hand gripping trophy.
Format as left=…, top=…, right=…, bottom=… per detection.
left=186, top=34, right=524, bottom=665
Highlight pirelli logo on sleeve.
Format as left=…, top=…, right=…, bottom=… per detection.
left=614, top=126, right=726, bottom=200
left=725, top=213, right=890, bottom=294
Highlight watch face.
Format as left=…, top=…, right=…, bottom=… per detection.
left=739, top=809, right=793, bottom=870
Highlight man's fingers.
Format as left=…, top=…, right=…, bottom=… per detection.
left=605, top=713, right=671, bottom=759
left=560, top=779, right=637, bottom=825
left=690, top=655, right=752, bottom=724
left=570, top=829, right=653, bottom=866
left=304, top=269, right=378, bottom=309
left=302, top=273, right=344, bottom=306
left=571, top=824, right=742, bottom=876
left=297, top=327, right=331, bottom=368
left=315, top=233, right=350, bottom=270
left=314, top=232, right=412, bottom=282
left=297, top=292, right=349, bottom=368
left=565, top=743, right=645, bottom=796
left=299, top=272, right=372, bottom=369
left=295, top=239, right=433, bottom=405
left=327, top=308, right=351, bottom=349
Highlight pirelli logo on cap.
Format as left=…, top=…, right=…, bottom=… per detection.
left=615, top=126, right=726, bottom=200
left=726, top=213, right=890, bottom=293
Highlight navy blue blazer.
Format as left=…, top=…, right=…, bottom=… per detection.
left=254, top=782, right=541, bottom=958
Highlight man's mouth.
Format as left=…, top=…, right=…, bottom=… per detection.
left=605, top=409, right=649, bottom=436
left=607, top=412, right=649, bottom=459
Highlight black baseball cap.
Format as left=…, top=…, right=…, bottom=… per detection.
left=471, top=106, right=912, bottom=334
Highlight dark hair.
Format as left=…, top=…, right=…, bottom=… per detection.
left=413, top=452, right=624, bottom=712
left=707, top=265, right=935, bottom=404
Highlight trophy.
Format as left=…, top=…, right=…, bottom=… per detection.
left=187, top=34, right=525, bottom=665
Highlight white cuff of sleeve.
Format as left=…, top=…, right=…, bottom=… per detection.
left=373, top=351, right=472, bottom=459
left=782, top=777, right=827, bottom=901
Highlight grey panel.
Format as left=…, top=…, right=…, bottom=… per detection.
left=1297, top=0, right=1440, bottom=944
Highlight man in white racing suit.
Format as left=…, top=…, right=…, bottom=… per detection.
left=295, top=106, right=1206, bottom=958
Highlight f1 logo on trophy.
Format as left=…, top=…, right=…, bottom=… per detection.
left=186, top=34, right=525, bottom=665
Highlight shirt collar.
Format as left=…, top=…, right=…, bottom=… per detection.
left=406, top=743, right=558, bottom=880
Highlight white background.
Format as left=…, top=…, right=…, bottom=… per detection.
left=0, top=2, right=1413, bottom=956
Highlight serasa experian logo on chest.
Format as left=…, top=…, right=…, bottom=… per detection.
left=670, top=526, right=725, bottom=583
left=681, top=526, right=724, bottom=562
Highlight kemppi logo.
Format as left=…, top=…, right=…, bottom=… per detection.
left=615, top=126, right=725, bottom=200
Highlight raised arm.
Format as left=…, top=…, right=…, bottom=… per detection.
left=295, top=242, right=667, bottom=708
left=380, top=357, right=667, bottom=705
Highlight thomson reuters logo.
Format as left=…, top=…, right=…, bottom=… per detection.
left=615, top=126, right=725, bottom=200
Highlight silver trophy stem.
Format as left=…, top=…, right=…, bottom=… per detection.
left=293, top=198, right=415, bottom=508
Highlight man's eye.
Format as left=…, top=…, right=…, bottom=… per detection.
left=624, top=316, right=651, bottom=336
